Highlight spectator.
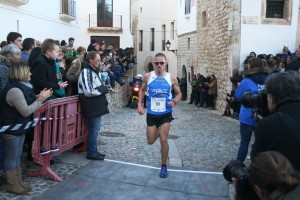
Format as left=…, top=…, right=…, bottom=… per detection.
left=188, top=75, right=199, bottom=105
left=35, top=40, right=42, bottom=47
left=222, top=90, right=234, bottom=116
left=28, top=47, right=42, bottom=69
left=75, top=46, right=86, bottom=57
left=87, top=39, right=97, bottom=52
left=6, top=32, right=23, bottom=49
left=0, top=44, right=22, bottom=171
left=249, top=51, right=256, bottom=58
left=249, top=151, right=300, bottom=200
left=21, top=38, right=36, bottom=63
left=78, top=51, right=110, bottom=160
left=67, top=37, right=75, bottom=50
left=66, top=58, right=82, bottom=95
left=60, top=40, right=67, bottom=47
left=0, top=41, right=7, bottom=49
left=0, top=44, right=21, bottom=94
left=229, top=69, right=242, bottom=119
left=197, top=75, right=208, bottom=107
left=30, top=39, right=68, bottom=95
left=0, top=62, right=52, bottom=195
left=286, top=52, right=300, bottom=72
left=205, top=74, right=217, bottom=110
left=282, top=46, right=293, bottom=63
left=234, top=57, right=271, bottom=163
left=251, top=71, right=300, bottom=170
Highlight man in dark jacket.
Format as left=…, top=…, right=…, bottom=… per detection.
left=31, top=39, right=68, bottom=95
left=251, top=71, right=300, bottom=171
left=87, top=39, right=97, bottom=52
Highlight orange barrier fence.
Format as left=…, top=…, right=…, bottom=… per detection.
left=28, top=95, right=88, bottom=182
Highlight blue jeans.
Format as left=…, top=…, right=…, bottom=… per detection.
left=1, top=134, right=25, bottom=170
left=237, top=123, right=255, bottom=162
left=87, top=116, right=101, bottom=157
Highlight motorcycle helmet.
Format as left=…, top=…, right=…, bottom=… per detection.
left=136, top=74, right=143, bottom=79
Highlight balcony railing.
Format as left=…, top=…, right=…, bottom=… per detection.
left=89, top=14, right=122, bottom=28
left=60, top=0, right=76, bottom=21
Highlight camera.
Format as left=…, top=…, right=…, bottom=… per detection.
left=223, top=160, right=259, bottom=200
left=241, top=91, right=270, bottom=117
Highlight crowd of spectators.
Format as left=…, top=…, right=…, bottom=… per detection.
left=0, top=32, right=136, bottom=195
left=187, top=73, right=218, bottom=110
left=220, top=46, right=300, bottom=120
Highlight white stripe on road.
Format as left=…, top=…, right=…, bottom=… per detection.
left=104, top=158, right=222, bottom=175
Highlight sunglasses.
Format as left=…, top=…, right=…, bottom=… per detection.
left=154, top=61, right=165, bottom=66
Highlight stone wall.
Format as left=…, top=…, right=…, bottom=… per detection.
left=195, top=0, right=241, bottom=111
left=106, top=68, right=137, bottom=112
left=177, top=31, right=198, bottom=100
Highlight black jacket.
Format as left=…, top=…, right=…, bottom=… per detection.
left=0, top=81, right=36, bottom=135
left=251, top=102, right=300, bottom=170
left=285, top=58, right=300, bottom=72
left=78, top=63, right=109, bottom=118
left=31, top=54, right=60, bottom=94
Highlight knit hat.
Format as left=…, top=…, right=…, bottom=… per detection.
left=91, top=39, right=97, bottom=44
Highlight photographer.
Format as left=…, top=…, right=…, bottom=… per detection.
left=251, top=71, right=300, bottom=170
left=234, top=57, right=271, bottom=162
left=249, top=151, right=300, bottom=200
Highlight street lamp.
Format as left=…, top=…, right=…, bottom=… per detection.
left=165, top=40, right=177, bottom=55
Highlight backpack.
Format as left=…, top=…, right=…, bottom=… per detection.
left=66, top=58, right=81, bottom=82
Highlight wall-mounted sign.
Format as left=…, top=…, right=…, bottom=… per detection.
left=243, top=16, right=259, bottom=24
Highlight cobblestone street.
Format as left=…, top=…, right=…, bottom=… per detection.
left=0, top=102, right=242, bottom=199
left=100, top=102, right=241, bottom=170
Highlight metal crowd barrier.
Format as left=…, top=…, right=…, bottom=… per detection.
left=27, top=95, right=88, bottom=182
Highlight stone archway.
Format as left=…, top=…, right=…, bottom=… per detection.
left=144, top=56, right=153, bottom=72
left=181, top=65, right=187, bottom=101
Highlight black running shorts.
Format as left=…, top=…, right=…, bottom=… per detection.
left=146, top=112, right=173, bottom=127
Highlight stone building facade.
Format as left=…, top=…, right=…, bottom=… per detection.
left=177, top=31, right=198, bottom=101
left=177, top=0, right=241, bottom=110
left=197, top=0, right=241, bottom=110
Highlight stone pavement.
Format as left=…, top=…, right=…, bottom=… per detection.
left=0, top=102, right=244, bottom=200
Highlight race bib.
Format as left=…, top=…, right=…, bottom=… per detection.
left=150, top=97, right=166, bottom=112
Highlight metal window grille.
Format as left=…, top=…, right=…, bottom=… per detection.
left=162, top=40, right=165, bottom=51
left=150, top=28, right=155, bottom=51
left=61, top=0, right=76, bottom=18
left=266, top=0, right=284, bottom=18
left=139, top=30, right=143, bottom=51
left=185, top=0, right=191, bottom=14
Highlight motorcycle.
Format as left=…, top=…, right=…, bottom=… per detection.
left=129, top=79, right=142, bottom=108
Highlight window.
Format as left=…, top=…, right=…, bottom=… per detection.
left=61, top=0, right=76, bottom=18
left=188, top=38, right=190, bottom=50
left=150, top=28, right=155, bottom=51
left=261, top=0, right=292, bottom=25
left=171, top=22, right=174, bottom=40
left=202, top=11, right=207, bottom=27
left=266, top=0, right=284, bottom=18
left=97, top=0, right=112, bottom=27
left=162, top=25, right=166, bottom=51
left=185, top=0, right=191, bottom=15
left=139, top=30, right=143, bottom=51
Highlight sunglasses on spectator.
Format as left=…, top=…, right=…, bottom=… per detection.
left=154, top=61, right=166, bottom=66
